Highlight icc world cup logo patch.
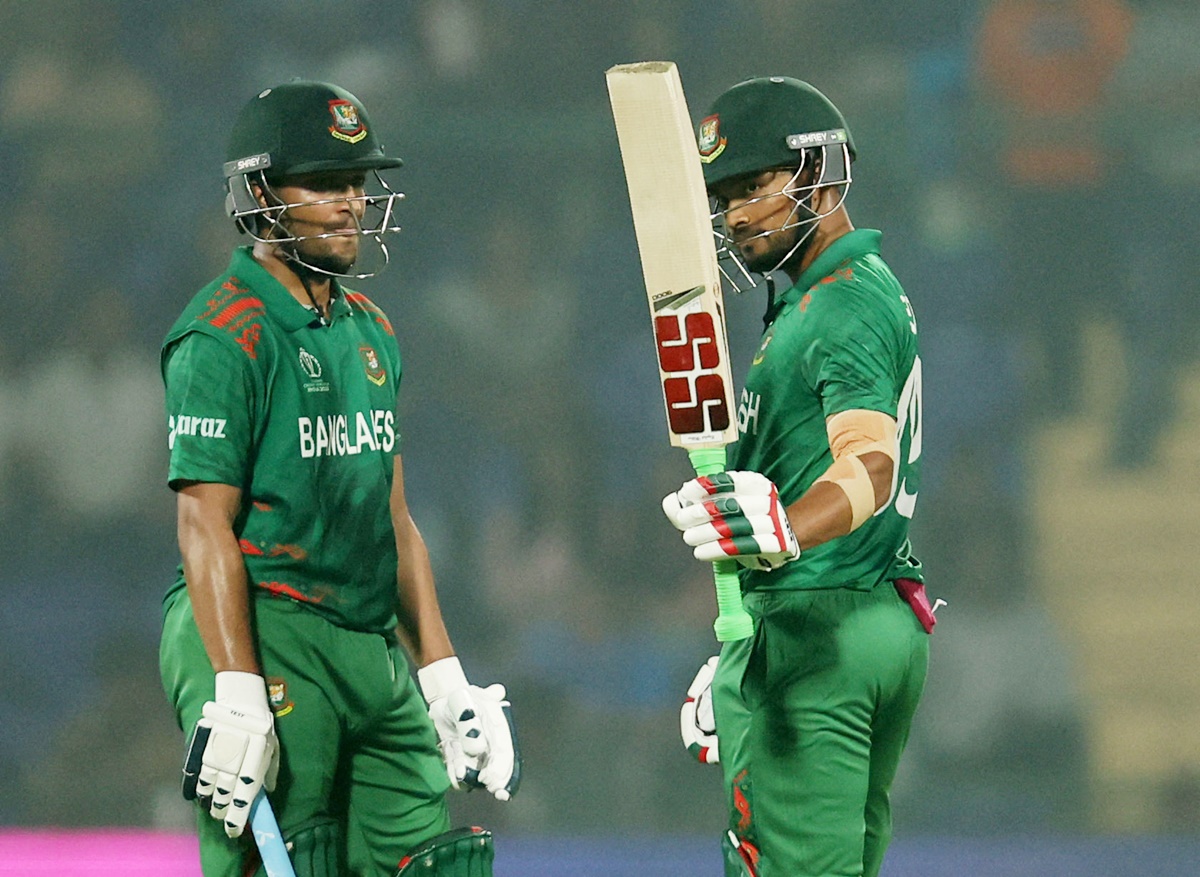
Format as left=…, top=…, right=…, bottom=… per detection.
left=328, top=99, right=368, bottom=144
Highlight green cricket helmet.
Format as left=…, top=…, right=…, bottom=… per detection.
left=698, top=77, right=855, bottom=289
left=698, top=76, right=855, bottom=188
left=223, top=80, right=405, bottom=278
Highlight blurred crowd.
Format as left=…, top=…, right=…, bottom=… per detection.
left=1, top=0, right=1197, bottom=839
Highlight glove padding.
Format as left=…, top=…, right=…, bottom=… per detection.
left=181, top=671, right=279, bottom=838
left=680, top=655, right=720, bottom=764
left=662, top=471, right=800, bottom=571
left=418, top=657, right=520, bottom=802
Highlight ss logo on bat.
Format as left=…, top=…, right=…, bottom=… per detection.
left=654, top=313, right=730, bottom=436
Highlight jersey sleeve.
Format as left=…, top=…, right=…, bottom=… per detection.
left=163, top=331, right=257, bottom=490
left=799, top=296, right=901, bottom=418
left=386, top=321, right=404, bottom=453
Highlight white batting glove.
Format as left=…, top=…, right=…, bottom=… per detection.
left=418, top=657, right=521, bottom=802
left=181, top=671, right=279, bottom=838
left=663, top=471, right=800, bottom=571
left=680, top=655, right=720, bottom=764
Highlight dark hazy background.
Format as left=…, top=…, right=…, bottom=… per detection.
left=1, top=0, right=1198, bottom=855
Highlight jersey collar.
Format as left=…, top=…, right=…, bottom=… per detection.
left=781, top=229, right=883, bottom=309
left=227, top=247, right=352, bottom=332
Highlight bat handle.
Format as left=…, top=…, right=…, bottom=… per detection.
left=249, top=790, right=297, bottom=877
left=687, top=447, right=755, bottom=643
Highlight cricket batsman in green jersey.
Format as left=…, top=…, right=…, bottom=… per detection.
left=662, top=77, right=936, bottom=877
left=159, top=81, right=517, bottom=877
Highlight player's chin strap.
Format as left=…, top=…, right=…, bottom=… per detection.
left=761, top=275, right=779, bottom=330
left=295, top=268, right=333, bottom=327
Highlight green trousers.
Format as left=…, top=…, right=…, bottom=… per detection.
left=713, top=583, right=928, bottom=877
left=160, top=590, right=451, bottom=877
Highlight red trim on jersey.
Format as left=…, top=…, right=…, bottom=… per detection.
left=239, top=539, right=265, bottom=556
left=209, top=296, right=265, bottom=328
left=268, top=543, right=308, bottom=560
left=733, top=782, right=753, bottom=832
left=258, top=581, right=321, bottom=603
left=345, top=291, right=395, bottom=335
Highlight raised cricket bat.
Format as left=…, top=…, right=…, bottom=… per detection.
left=606, top=61, right=753, bottom=643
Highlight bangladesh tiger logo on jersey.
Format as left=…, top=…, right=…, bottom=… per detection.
left=266, top=677, right=294, bottom=717
left=328, top=99, right=368, bottom=144
left=698, top=114, right=726, bottom=163
left=359, top=346, right=386, bottom=386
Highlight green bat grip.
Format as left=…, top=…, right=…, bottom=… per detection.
left=688, top=447, right=755, bottom=642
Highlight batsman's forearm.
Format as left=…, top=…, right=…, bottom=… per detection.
left=183, top=544, right=259, bottom=673
left=393, top=514, right=454, bottom=666
left=177, top=491, right=260, bottom=674
left=787, top=451, right=893, bottom=550
left=786, top=480, right=855, bottom=550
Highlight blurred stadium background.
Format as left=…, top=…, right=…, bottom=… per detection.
left=1, top=0, right=1198, bottom=874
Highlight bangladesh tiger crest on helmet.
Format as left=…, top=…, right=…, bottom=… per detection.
left=328, top=99, right=368, bottom=143
left=697, top=114, right=726, bottom=163
left=222, top=80, right=406, bottom=278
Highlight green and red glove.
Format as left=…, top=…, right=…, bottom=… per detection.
left=663, top=471, right=800, bottom=571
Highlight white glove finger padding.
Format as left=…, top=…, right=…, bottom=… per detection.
left=429, top=709, right=470, bottom=788
left=195, top=760, right=219, bottom=802
left=419, top=657, right=473, bottom=787
left=680, top=656, right=720, bottom=765
left=682, top=510, right=787, bottom=549
left=223, top=733, right=269, bottom=837
left=664, top=473, right=742, bottom=529
left=664, top=471, right=780, bottom=533
left=661, top=490, right=690, bottom=531
left=671, top=494, right=777, bottom=531
left=472, top=684, right=519, bottom=801
left=447, top=687, right=487, bottom=759
left=693, top=530, right=793, bottom=563
left=675, top=471, right=774, bottom=504
left=206, top=765, right=238, bottom=822
left=686, top=655, right=719, bottom=700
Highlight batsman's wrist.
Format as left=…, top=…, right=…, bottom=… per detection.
left=214, top=670, right=270, bottom=715
left=418, top=656, right=468, bottom=703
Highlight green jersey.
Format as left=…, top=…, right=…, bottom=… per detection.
left=730, top=229, right=922, bottom=593
left=161, top=247, right=404, bottom=633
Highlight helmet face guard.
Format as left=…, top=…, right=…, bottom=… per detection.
left=223, top=81, right=405, bottom=278
left=223, top=155, right=405, bottom=279
left=711, top=140, right=853, bottom=292
left=697, top=77, right=857, bottom=292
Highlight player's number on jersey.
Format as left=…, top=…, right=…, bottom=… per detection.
left=889, top=355, right=922, bottom=519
